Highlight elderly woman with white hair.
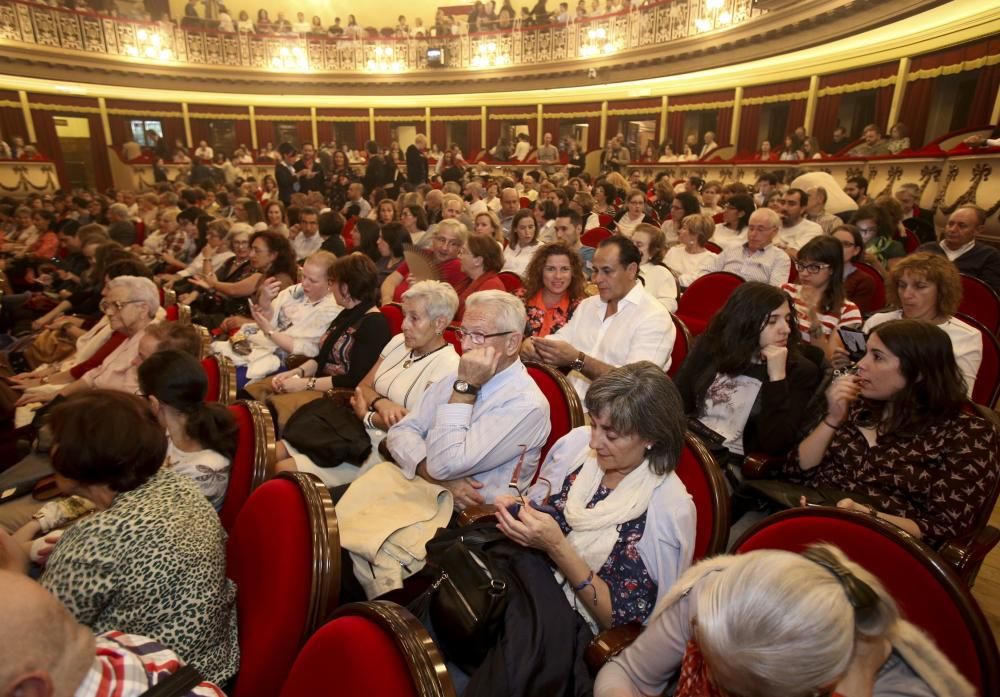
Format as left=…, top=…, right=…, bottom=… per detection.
left=595, top=544, right=973, bottom=697
left=275, top=280, right=461, bottom=487
left=381, top=218, right=471, bottom=304
left=16, top=276, right=162, bottom=406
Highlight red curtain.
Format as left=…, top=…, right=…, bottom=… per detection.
left=234, top=120, right=252, bottom=149
left=189, top=119, right=211, bottom=146
left=738, top=103, right=762, bottom=156
left=874, top=85, right=893, bottom=132
left=256, top=120, right=274, bottom=149
left=374, top=122, right=391, bottom=146
left=814, top=94, right=843, bottom=152
left=899, top=78, right=936, bottom=148
left=353, top=122, right=369, bottom=150
left=31, top=112, right=65, bottom=184
left=716, top=107, right=733, bottom=146
left=467, top=119, right=481, bottom=157
left=316, top=121, right=333, bottom=145
left=668, top=111, right=685, bottom=152
left=431, top=122, right=447, bottom=151
left=160, top=118, right=185, bottom=151
left=0, top=105, right=27, bottom=143
left=969, top=63, right=1000, bottom=127
left=787, top=100, right=806, bottom=135
left=84, top=112, right=112, bottom=192
left=296, top=120, right=313, bottom=146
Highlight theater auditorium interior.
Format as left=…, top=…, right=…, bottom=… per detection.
left=0, top=0, right=999, bottom=694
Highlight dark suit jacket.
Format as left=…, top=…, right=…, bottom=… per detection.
left=405, top=144, right=427, bottom=185
left=917, top=240, right=1000, bottom=294
left=275, top=161, right=297, bottom=205
left=294, top=159, right=326, bottom=195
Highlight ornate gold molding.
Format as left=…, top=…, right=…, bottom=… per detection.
left=742, top=91, right=810, bottom=105
left=907, top=52, right=1000, bottom=81
left=817, top=76, right=897, bottom=97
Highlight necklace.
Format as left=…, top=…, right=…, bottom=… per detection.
left=403, top=342, right=448, bottom=369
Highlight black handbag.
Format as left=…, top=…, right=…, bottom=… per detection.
left=409, top=525, right=510, bottom=673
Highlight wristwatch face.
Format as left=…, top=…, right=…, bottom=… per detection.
left=453, top=379, right=476, bottom=394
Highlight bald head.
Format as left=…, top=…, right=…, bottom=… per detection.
left=0, top=570, right=95, bottom=697
left=500, top=187, right=520, bottom=216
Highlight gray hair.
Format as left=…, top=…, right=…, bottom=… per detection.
left=227, top=222, right=253, bottom=242
left=436, top=218, right=469, bottom=244
left=749, top=207, right=781, bottom=230
left=897, top=182, right=920, bottom=197
left=683, top=545, right=900, bottom=697
left=401, top=280, right=459, bottom=325
left=464, top=290, right=526, bottom=336
left=108, top=203, right=130, bottom=221
left=584, top=361, right=685, bottom=475
left=107, top=275, right=160, bottom=318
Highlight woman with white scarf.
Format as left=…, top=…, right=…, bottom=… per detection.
left=495, top=361, right=695, bottom=633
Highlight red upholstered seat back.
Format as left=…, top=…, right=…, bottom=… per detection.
left=164, top=304, right=179, bottom=321
left=956, top=313, right=1000, bottom=409
left=674, top=434, right=729, bottom=561
left=852, top=262, right=886, bottom=314
left=218, top=404, right=257, bottom=532
left=201, top=357, right=221, bottom=403
left=497, top=271, right=523, bottom=293
left=676, top=272, right=744, bottom=336
left=667, top=313, right=690, bottom=378
left=443, top=326, right=463, bottom=355
left=734, top=508, right=999, bottom=695
left=598, top=213, right=614, bottom=228
left=379, top=303, right=405, bottom=335
left=581, top=226, right=612, bottom=248
left=519, top=196, right=531, bottom=209
left=900, top=227, right=920, bottom=253
left=526, top=363, right=583, bottom=481
left=280, top=616, right=419, bottom=697
left=959, top=274, right=1000, bottom=335
left=229, top=478, right=314, bottom=697
left=704, top=241, right=722, bottom=254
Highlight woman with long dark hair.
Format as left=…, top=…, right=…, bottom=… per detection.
left=516, top=242, right=586, bottom=339
left=351, top=218, right=381, bottom=262
left=831, top=223, right=878, bottom=312
left=674, top=282, right=822, bottom=461
left=375, top=222, right=410, bottom=285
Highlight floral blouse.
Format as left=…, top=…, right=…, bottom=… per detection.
left=517, top=288, right=580, bottom=339
left=550, top=465, right=657, bottom=626
left=783, top=401, right=1000, bottom=546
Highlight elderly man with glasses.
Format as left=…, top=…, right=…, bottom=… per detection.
left=700, top=208, right=791, bottom=287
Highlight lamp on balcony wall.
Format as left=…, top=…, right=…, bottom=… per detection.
left=695, top=0, right=734, bottom=33
left=471, top=42, right=511, bottom=68
left=270, top=46, right=309, bottom=71
left=365, top=46, right=404, bottom=73
left=579, top=27, right=618, bottom=58
left=126, top=28, right=172, bottom=61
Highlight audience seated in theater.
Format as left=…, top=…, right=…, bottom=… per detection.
left=711, top=193, right=753, bottom=250
left=853, top=253, right=981, bottom=398
left=213, top=250, right=340, bottom=388
left=290, top=206, right=324, bottom=262
left=374, top=222, right=409, bottom=286
left=0, top=570, right=226, bottom=697
left=399, top=202, right=430, bottom=248
left=701, top=208, right=791, bottom=287
left=782, top=236, right=863, bottom=360
left=844, top=175, right=873, bottom=208
left=502, top=209, right=542, bottom=278
left=182, top=223, right=252, bottom=325
left=849, top=123, right=892, bottom=157
left=158, top=218, right=234, bottom=289
left=516, top=241, right=586, bottom=338
left=832, top=224, right=880, bottom=313
left=659, top=191, right=700, bottom=246
left=524, top=236, right=675, bottom=400
left=595, top=545, right=973, bottom=697
left=615, top=189, right=657, bottom=238
left=138, top=350, right=237, bottom=510
left=0, top=391, right=239, bottom=685
left=472, top=209, right=505, bottom=248
left=274, top=281, right=460, bottom=487
left=188, top=229, right=297, bottom=331
left=804, top=186, right=842, bottom=235
left=775, top=188, right=823, bottom=257
left=674, top=283, right=822, bottom=465
left=886, top=122, right=911, bottom=154
left=457, top=233, right=506, bottom=320
left=785, top=319, right=997, bottom=546
left=917, top=205, right=1000, bottom=293
left=349, top=218, right=382, bottom=264
left=382, top=219, right=469, bottom=303
left=553, top=208, right=595, bottom=278
left=631, top=223, right=678, bottom=312
left=247, top=253, right=391, bottom=411
left=664, top=213, right=717, bottom=290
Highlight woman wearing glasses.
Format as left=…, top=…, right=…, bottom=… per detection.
left=781, top=236, right=862, bottom=360
left=381, top=219, right=469, bottom=304
left=595, top=545, right=970, bottom=697
left=494, top=362, right=695, bottom=640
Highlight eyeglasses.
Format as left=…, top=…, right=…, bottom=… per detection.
left=100, top=299, right=144, bottom=314
left=794, top=261, right=831, bottom=274
left=433, top=236, right=463, bottom=248
left=455, top=328, right=514, bottom=345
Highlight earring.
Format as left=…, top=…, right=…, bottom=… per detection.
left=645, top=444, right=653, bottom=451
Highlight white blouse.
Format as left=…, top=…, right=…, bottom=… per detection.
left=711, top=223, right=748, bottom=249
left=502, top=242, right=541, bottom=278
left=664, top=246, right=717, bottom=288
left=639, top=262, right=678, bottom=312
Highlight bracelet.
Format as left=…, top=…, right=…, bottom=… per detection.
left=823, top=419, right=840, bottom=430
left=369, top=396, right=386, bottom=411
left=573, top=570, right=598, bottom=603
left=866, top=504, right=879, bottom=518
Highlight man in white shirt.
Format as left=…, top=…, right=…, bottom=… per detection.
left=698, top=131, right=718, bottom=159
left=522, top=236, right=675, bottom=399
left=703, top=208, right=791, bottom=286
left=341, top=182, right=371, bottom=218
left=465, top=180, right=488, bottom=217
left=290, top=207, right=324, bottom=261
left=775, top=188, right=823, bottom=257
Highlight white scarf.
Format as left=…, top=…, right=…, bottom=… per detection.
left=558, top=452, right=665, bottom=628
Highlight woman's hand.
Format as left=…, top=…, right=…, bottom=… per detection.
left=760, top=344, right=787, bottom=381
left=189, top=275, right=213, bottom=291
left=256, top=277, right=282, bottom=309
left=439, top=477, right=485, bottom=511
left=350, top=386, right=369, bottom=420
left=15, top=389, right=55, bottom=407
left=271, top=368, right=303, bottom=392
left=836, top=498, right=874, bottom=515
left=375, top=399, right=408, bottom=428
left=825, top=374, right=861, bottom=426
left=248, top=301, right=273, bottom=336
left=495, top=499, right=565, bottom=555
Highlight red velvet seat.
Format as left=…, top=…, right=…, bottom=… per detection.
left=525, top=361, right=585, bottom=476
left=704, top=241, right=722, bottom=254
left=598, top=213, right=614, bottom=228
left=955, top=312, right=1000, bottom=409
left=443, top=325, right=463, bottom=354
left=733, top=507, right=1000, bottom=696
left=899, top=226, right=920, bottom=253
left=519, top=196, right=531, bottom=209
left=676, top=271, right=745, bottom=336
left=676, top=432, right=730, bottom=560
left=497, top=271, right=523, bottom=293
left=580, top=226, right=612, bottom=248
left=958, top=273, right=1000, bottom=335
left=164, top=304, right=179, bottom=321
left=218, top=400, right=276, bottom=532
left=667, top=313, right=691, bottom=378
left=279, top=601, right=455, bottom=697
left=229, top=472, right=340, bottom=697
left=851, top=261, right=886, bottom=315
left=379, top=302, right=405, bottom=335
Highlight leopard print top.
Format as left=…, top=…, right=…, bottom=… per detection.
left=40, top=468, right=239, bottom=684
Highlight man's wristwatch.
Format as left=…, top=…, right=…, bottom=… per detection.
left=453, top=380, right=480, bottom=396
left=568, top=351, right=586, bottom=372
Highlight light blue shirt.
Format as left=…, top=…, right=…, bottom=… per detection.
left=704, top=242, right=791, bottom=287
left=386, top=360, right=551, bottom=503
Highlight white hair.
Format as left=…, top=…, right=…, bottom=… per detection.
left=402, top=280, right=459, bottom=325
left=464, top=290, right=526, bottom=335
left=749, top=207, right=781, bottom=230
left=436, top=218, right=469, bottom=244
left=107, top=275, right=160, bottom=318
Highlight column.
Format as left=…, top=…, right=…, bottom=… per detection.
left=368, top=107, right=375, bottom=140
left=886, top=57, right=910, bottom=133
left=97, top=97, right=113, bottom=145
left=249, top=105, right=257, bottom=150
left=18, top=91, right=35, bottom=142
left=803, top=75, right=820, bottom=136
left=730, top=87, right=742, bottom=150
left=181, top=102, right=192, bottom=148
left=310, top=106, right=318, bottom=145
left=599, top=100, right=608, bottom=146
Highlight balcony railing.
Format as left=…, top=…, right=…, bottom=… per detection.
left=0, top=0, right=761, bottom=73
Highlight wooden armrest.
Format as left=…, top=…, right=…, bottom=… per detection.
left=457, top=504, right=499, bottom=526
left=939, top=525, right=1000, bottom=586
left=584, top=622, right=643, bottom=674
left=741, top=452, right=784, bottom=480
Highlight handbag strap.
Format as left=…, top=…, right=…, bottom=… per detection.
left=140, top=665, right=203, bottom=697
